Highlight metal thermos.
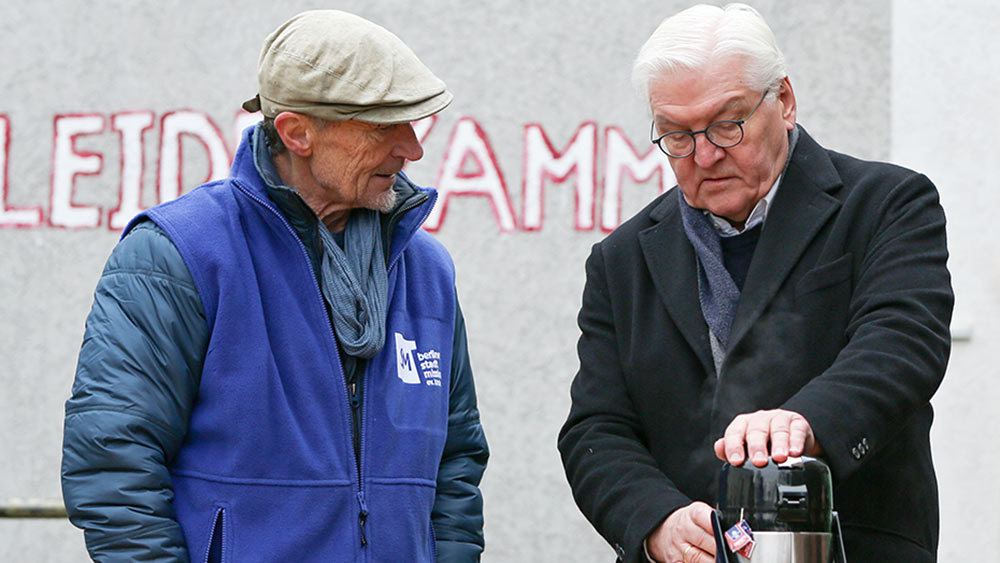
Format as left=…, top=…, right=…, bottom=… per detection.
left=712, top=456, right=847, bottom=563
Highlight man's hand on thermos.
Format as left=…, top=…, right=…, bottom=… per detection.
left=714, top=408, right=823, bottom=467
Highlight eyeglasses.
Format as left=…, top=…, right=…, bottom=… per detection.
left=650, top=90, right=770, bottom=159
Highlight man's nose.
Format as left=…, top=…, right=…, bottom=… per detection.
left=691, top=134, right=725, bottom=168
left=394, top=123, right=424, bottom=162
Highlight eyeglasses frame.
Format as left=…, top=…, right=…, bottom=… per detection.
left=650, top=88, right=772, bottom=159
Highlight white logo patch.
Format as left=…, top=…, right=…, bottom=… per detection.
left=395, top=332, right=420, bottom=384
left=394, top=332, right=443, bottom=387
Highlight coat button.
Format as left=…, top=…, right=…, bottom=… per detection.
left=614, top=543, right=626, bottom=561
left=852, top=446, right=861, bottom=459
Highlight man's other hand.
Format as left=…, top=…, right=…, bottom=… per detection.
left=713, top=409, right=823, bottom=467
left=645, top=502, right=715, bottom=563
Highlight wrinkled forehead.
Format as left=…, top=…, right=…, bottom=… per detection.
left=647, top=56, right=758, bottom=123
left=649, top=55, right=754, bottom=103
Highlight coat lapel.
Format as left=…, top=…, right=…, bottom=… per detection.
left=639, top=192, right=716, bottom=377
left=726, top=130, right=843, bottom=353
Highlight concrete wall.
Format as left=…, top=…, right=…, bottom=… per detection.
left=0, top=1, right=993, bottom=560
left=892, top=0, right=1000, bottom=558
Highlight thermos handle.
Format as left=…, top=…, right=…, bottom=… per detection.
left=711, top=510, right=734, bottom=563
left=831, top=511, right=848, bottom=563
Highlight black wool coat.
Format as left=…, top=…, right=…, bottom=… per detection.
left=559, top=127, right=953, bottom=562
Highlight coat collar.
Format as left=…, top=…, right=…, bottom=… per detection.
left=726, top=127, right=842, bottom=354
left=639, top=194, right=715, bottom=376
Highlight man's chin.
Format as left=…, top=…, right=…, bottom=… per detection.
left=366, top=188, right=398, bottom=213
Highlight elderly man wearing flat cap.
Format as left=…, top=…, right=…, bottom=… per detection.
left=61, top=10, right=487, bottom=562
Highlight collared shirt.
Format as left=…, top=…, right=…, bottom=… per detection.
left=706, top=174, right=782, bottom=237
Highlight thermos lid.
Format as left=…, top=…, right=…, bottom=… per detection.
left=717, top=456, right=834, bottom=534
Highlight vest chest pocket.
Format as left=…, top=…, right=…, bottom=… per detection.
left=371, top=317, right=453, bottom=479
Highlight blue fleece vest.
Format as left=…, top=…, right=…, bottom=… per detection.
left=128, top=131, right=456, bottom=562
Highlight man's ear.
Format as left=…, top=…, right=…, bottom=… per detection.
left=778, top=77, right=797, bottom=131
left=273, top=112, right=314, bottom=157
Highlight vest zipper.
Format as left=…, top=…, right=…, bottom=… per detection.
left=347, top=366, right=366, bottom=513
left=357, top=491, right=370, bottom=547
left=235, top=181, right=372, bottom=552
left=203, top=506, right=225, bottom=563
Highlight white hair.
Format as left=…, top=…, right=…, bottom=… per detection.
left=632, top=3, right=787, bottom=100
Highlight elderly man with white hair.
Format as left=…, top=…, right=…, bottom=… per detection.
left=62, top=10, right=487, bottom=562
left=559, top=4, right=951, bottom=562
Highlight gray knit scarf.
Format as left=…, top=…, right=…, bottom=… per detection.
left=317, top=211, right=388, bottom=359
left=679, top=193, right=740, bottom=352
left=679, top=126, right=799, bottom=371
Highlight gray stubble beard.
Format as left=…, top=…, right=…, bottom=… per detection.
left=369, top=186, right=398, bottom=213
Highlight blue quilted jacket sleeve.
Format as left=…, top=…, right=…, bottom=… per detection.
left=432, top=297, right=490, bottom=562
left=62, top=220, right=206, bottom=562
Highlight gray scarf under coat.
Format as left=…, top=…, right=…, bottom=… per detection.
left=678, top=126, right=799, bottom=373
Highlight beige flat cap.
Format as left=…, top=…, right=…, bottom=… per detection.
left=242, top=10, right=453, bottom=124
